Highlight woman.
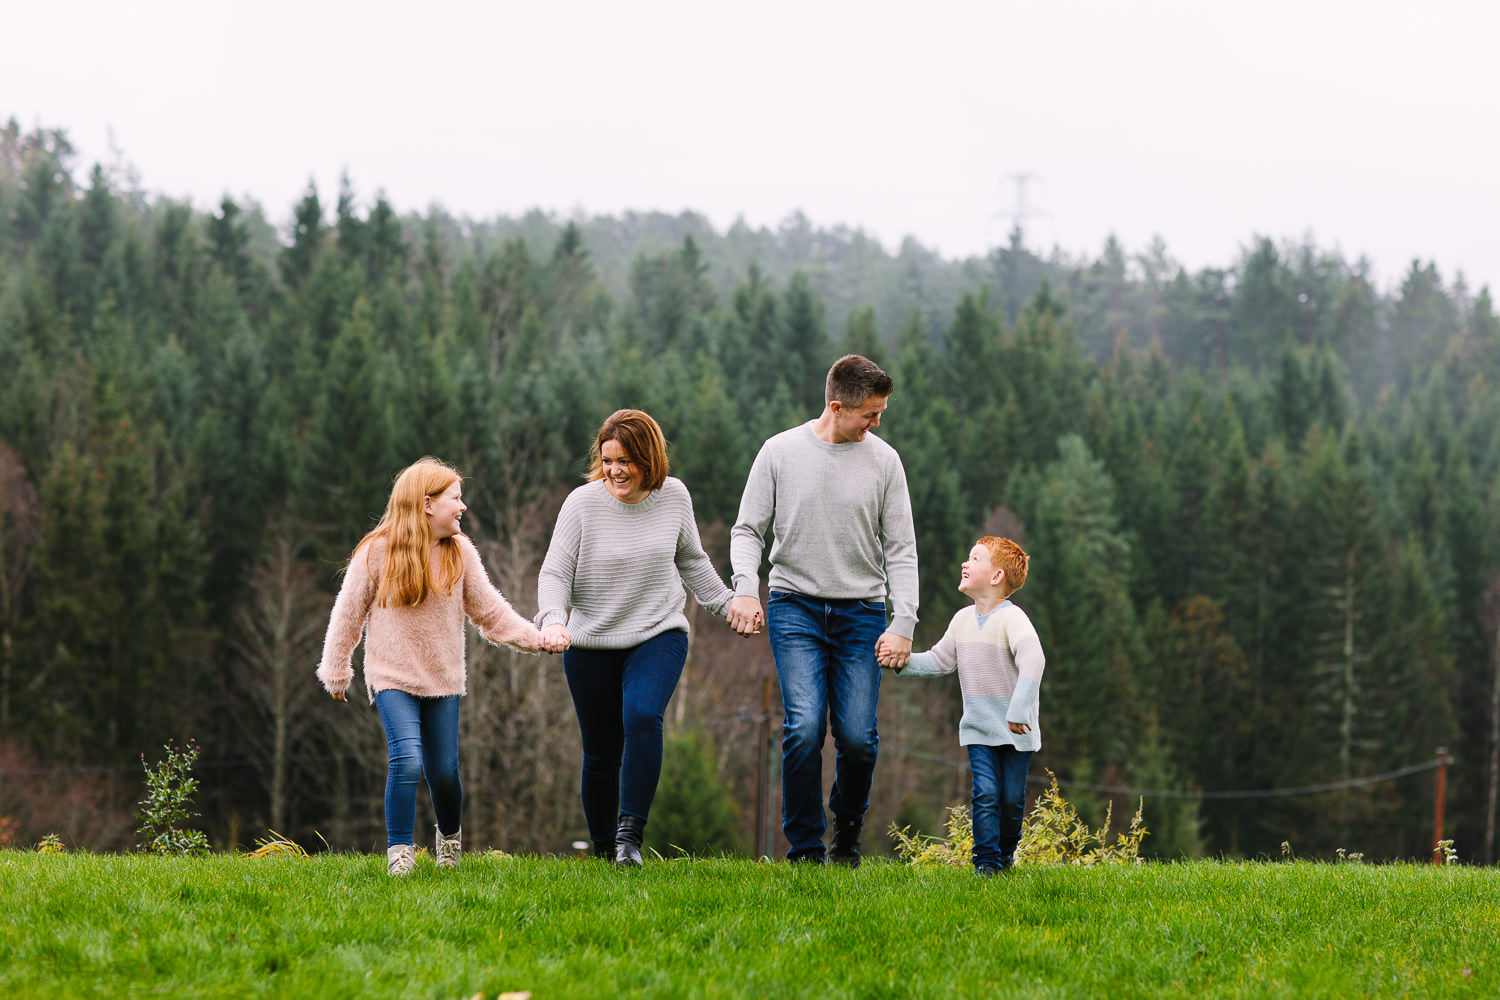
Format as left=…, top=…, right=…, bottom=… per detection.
left=317, top=457, right=564, bottom=875
left=537, top=409, right=758, bottom=865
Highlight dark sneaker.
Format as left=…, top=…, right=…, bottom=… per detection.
left=787, top=848, right=827, bottom=865
left=975, top=863, right=1003, bottom=878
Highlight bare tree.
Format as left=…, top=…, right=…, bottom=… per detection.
left=1483, top=575, right=1500, bottom=865
left=0, top=445, right=39, bottom=739
left=462, top=489, right=582, bottom=852
left=227, top=522, right=331, bottom=833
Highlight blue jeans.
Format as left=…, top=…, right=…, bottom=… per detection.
left=562, top=630, right=689, bottom=849
left=373, top=689, right=462, bottom=848
left=969, top=743, right=1033, bottom=869
left=766, top=590, right=886, bottom=859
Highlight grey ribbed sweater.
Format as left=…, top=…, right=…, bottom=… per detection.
left=535, top=477, right=733, bottom=648
left=730, top=422, right=919, bottom=638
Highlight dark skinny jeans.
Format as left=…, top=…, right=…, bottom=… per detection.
left=562, top=629, right=689, bottom=850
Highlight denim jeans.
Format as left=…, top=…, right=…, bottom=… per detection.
left=766, top=590, right=886, bottom=859
left=562, top=629, right=689, bottom=850
left=373, top=689, right=462, bottom=848
left=969, top=743, right=1033, bottom=869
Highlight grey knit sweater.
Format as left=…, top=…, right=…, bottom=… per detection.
left=901, top=601, right=1045, bottom=750
left=535, top=477, right=733, bottom=649
left=729, top=422, right=919, bottom=638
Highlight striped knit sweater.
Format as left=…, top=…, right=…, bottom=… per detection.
left=535, top=477, right=733, bottom=648
left=900, top=600, right=1046, bottom=750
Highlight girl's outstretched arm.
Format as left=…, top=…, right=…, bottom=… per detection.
left=460, top=536, right=548, bottom=653
left=316, top=543, right=378, bottom=698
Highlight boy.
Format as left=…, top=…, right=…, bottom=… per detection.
left=879, top=537, right=1044, bottom=875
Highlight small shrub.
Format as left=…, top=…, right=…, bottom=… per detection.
left=135, top=739, right=210, bottom=855
left=646, top=732, right=740, bottom=857
left=35, top=832, right=64, bottom=854
left=890, top=769, right=1148, bottom=867
left=1436, top=839, right=1458, bottom=866
left=889, top=803, right=973, bottom=868
left=1016, top=770, right=1147, bottom=866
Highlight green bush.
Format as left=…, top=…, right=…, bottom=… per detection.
left=135, top=740, right=210, bottom=855
left=890, top=769, right=1148, bottom=867
left=646, top=731, right=741, bottom=856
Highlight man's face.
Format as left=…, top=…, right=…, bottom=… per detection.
left=830, top=394, right=888, bottom=444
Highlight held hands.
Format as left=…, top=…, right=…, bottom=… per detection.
left=874, top=632, right=911, bottom=670
left=727, top=595, right=764, bottom=638
left=540, top=624, right=572, bottom=654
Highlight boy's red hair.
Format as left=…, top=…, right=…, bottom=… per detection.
left=977, top=536, right=1029, bottom=596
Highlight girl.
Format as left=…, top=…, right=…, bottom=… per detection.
left=536, top=410, right=758, bottom=865
left=317, top=457, right=563, bottom=875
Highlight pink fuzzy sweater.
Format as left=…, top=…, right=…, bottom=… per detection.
left=316, top=534, right=545, bottom=701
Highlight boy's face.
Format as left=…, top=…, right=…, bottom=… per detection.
left=958, top=544, right=1005, bottom=597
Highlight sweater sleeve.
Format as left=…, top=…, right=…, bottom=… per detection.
left=880, top=452, right=920, bottom=639
left=898, top=629, right=958, bottom=678
left=675, top=488, right=733, bottom=618
left=460, top=537, right=546, bottom=653
left=535, top=491, right=583, bottom=629
left=729, top=442, right=775, bottom=598
left=315, top=544, right=377, bottom=697
left=1005, top=609, right=1045, bottom=725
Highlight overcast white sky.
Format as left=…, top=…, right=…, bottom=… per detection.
left=6, top=0, right=1498, bottom=294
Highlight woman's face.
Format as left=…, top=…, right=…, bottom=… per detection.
left=600, top=438, right=648, bottom=504
left=425, top=480, right=466, bottom=539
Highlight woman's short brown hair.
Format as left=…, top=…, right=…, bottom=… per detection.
left=586, top=409, right=670, bottom=492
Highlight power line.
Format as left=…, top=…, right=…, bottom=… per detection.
left=881, top=744, right=1445, bottom=800
left=1042, top=759, right=1443, bottom=800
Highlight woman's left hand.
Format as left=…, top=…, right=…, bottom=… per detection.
left=541, top=623, right=572, bottom=653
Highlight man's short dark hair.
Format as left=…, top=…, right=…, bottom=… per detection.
left=825, top=354, right=893, bottom=406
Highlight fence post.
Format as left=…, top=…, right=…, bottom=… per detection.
left=756, top=675, right=773, bottom=859
left=1432, top=747, right=1450, bottom=865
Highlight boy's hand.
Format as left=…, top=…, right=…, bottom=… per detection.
left=1007, top=721, right=1030, bottom=735
left=875, top=633, right=911, bottom=669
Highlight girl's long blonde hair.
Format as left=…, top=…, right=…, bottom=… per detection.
left=353, top=458, right=466, bottom=608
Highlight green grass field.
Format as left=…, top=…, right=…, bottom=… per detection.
left=2, top=852, right=1495, bottom=999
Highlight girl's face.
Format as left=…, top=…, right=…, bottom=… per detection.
left=425, top=480, right=466, bottom=539
left=600, top=438, right=648, bottom=504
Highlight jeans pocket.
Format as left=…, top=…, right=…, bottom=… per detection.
left=857, top=599, right=886, bottom=613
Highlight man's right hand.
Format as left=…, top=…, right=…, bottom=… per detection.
left=727, top=595, right=764, bottom=637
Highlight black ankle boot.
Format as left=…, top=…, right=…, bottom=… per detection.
left=592, top=840, right=615, bottom=860
left=829, top=814, right=864, bottom=869
left=614, top=814, right=646, bottom=867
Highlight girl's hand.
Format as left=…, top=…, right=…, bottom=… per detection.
left=330, top=688, right=348, bottom=703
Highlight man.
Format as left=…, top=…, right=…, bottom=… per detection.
left=728, top=354, right=918, bottom=865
